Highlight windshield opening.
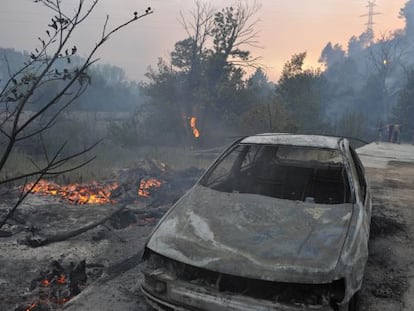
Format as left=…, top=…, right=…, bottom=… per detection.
left=200, top=144, right=351, bottom=204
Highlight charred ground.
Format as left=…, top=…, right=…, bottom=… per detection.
left=0, top=143, right=413, bottom=311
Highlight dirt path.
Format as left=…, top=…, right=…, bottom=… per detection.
left=357, top=143, right=414, bottom=310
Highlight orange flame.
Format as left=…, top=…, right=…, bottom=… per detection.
left=25, top=274, right=73, bottom=309
left=190, top=117, right=200, bottom=138
left=138, top=178, right=163, bottom=197
left=26, top=303, right=37, bottom=311
left=24, top=180, right=119, bottom=205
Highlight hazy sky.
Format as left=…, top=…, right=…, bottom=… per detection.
left=0, top=0, right=407, bottom=82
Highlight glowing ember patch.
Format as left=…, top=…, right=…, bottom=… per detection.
left=23, top=180, right=119, bottom=205
left=190, top=116, right=200, bottom=138
left=41, top=279, right=50, bottom=286
left=57, top=274, right=67, bottom=284
left=59, top=297, right=70, bottom=304
left=138, top=178, right=163, bottom=197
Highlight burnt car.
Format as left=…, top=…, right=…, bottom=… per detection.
left=141, top=134, right=371, bottom=311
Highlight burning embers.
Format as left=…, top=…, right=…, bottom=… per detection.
left=23, top=176, right=165, bottom=205
left=24, top=180, right=119, bottom=205
left=190, top=117, right=200, bottom=138
left=138, top=178, right=163, bottom=198
left=17, top=260, right=96, bottom=311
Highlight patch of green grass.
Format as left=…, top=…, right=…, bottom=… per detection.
left=0, top=150, right=38, bottom=184
left=1, top=144, right=217, bottom=185
left=139, top=146, right=216, bottom=171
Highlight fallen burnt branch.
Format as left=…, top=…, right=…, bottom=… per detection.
left=22, top=204, right=127, bottom=247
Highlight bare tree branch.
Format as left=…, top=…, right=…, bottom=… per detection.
left=0, top=0, right=153, bottom=230
left=0, top=139, right=101, bottom=185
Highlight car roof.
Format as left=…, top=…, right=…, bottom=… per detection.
left=240, top=133, right=343, bottom=150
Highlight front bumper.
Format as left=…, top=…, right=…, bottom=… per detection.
left=141, top=272, right=335, bottom=311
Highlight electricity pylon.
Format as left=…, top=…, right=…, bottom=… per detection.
left=360, top=0, right=382, bottom=35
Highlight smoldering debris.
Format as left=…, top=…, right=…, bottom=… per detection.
left=0, top=160, right=204, bottom=310
left=15, top=259, right=101, bottom=311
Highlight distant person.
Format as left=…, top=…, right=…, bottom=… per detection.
left=393, top=124, right=401, bottom=144
left=387, top=124, right=394, bottom=143
left=376, top=121, right=384, bottom=143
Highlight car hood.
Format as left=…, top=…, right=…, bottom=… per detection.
left=147, top=185, right=353, bottom=283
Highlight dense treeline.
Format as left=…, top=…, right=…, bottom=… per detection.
left=0, top=48, right=142, bottom=112
left=0, top=47, right=143, bottom=156
left=114, top=0, right=414, bottom=148
left=318, top=0, right=414, bottom=141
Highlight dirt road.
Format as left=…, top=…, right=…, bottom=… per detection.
left=357, top=142, right=414, bottom=310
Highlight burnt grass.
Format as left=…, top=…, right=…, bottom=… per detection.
left=359, top=199, right=410, bottom=309
left=0, top=163, right=205, bottom=311
left=370, top=213, right=406, bottom=238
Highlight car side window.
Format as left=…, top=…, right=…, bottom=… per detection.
left=201, top=144, right=247, bottom=187
left=240, top=144, right=261, bottom=170
left=349, top=146, right=367, bottom=202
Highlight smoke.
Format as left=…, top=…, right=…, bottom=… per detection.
left=400, top=0, right=414, bottom=36
left=318, top=0, right=414, bottom=137
left=319, top=43, right=345, bottom=67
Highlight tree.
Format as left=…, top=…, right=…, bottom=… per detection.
left=400, top=0, right=414, bottom=37
left=134, top=1, right=262, bottom=147
left=175, top=0, right=215, bottom=78
left=205, top=0, right=261, bottom=91
left=241, top=69, right=293, bottom=134
left=139, top=58, right=190, bottom=146
left=366, top=32, right=406, bottom=120
left=319, top=42, right=345, bottom=68
left=393, top=70, right=414, bottom=141
left=276, top=52, right=324, bottom=133
left=336, top=111, right=367, bottom=139
left=211, top=1, right=261, bottom=65
left=240, top=68, right=275, bottom=133
left=0, top=0, right=152, bottom=229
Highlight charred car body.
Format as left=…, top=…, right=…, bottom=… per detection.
left=141, top=134, right=371, bottom=311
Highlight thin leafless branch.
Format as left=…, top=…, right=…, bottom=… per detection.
left=0, top=0, right=153, bottom=230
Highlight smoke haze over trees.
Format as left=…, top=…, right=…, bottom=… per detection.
left=117, top=0, right=414, bottom=147
left=319, top=0, right=414, bottom=140
left=0, top=48, right=142, bottom=112
left=3, top=0, right=414, bottom=150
